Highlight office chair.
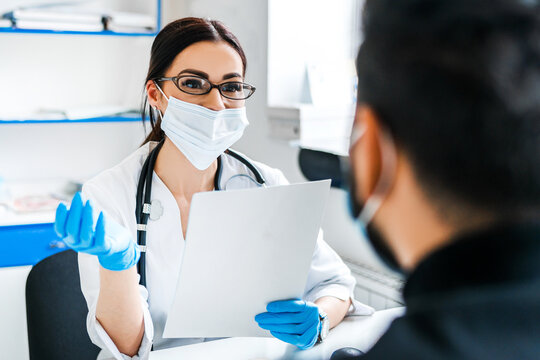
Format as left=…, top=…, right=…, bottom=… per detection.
left=26, top=249, right=100, bottom=360
left=298, top=148, right=347, bottom=188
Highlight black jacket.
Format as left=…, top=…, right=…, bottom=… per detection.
left=360, top=223, right=540, bottom=359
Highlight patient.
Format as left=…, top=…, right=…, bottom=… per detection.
left=340, top=0, right=540, bottom=358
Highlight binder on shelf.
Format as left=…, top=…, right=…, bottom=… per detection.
left=0, top=0, right=159, bottom=34
left=3, top=7, right=104, bottom=32
left=14, top=19, right=103, bottom=32
left=106, top=24, right=155, bottom=34
left=106, top=11, right=156, bottom=30
left=5, top=8, right=103, bottom=24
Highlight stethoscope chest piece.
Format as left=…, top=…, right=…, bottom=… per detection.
left=149, top=199, right=164, bottom=221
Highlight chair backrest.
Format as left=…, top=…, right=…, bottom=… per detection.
left=26, top=249, right=100, bottom=360
left=298, top=148, right=346, bottom=188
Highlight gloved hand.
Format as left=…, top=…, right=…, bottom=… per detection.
left=255, top=299, right=321, bottom=350
left=54, top=192, right=140, bottom=271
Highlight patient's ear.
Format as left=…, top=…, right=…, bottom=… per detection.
left=350, top=105, right=384, bottom=201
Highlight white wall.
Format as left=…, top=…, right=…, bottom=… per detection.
left=268, top=0, right=361, bottom=106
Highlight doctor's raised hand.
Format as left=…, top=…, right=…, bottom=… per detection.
left=54, top=192, right=140, bottom=271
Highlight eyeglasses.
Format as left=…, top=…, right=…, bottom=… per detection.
left=156, top=75, right=256, bottom=100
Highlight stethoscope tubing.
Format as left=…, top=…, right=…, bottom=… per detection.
left=135, top=140, right=265, bottom=287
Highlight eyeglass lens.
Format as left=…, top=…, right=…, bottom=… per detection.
left=177, top=76, right=253, bottom=99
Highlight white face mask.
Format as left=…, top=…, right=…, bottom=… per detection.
left=155, top=85, right=249, bottom=170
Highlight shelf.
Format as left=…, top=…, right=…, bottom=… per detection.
left=0, top=28, right=158, bottom=37
left=268, top=104, right=354, bottom=156
left=0, top=114, right=145, bottom=124
left=0, top=0, right=161, bottom=37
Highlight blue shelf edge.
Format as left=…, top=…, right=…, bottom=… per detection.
left=0, top=114, right=146, bottom=124
left=0, top=221, right=53, bottom=228
left=0, top=27, right=158, bottom=36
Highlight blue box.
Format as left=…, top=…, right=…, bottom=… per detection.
left=0, top=223, right=68, bottom=267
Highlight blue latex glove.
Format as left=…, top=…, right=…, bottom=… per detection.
left=54, top=192, right=140, bottom=271
left=255, top=299, right=321, bottom=350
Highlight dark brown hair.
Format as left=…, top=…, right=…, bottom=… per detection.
left=141, top=17, right=248, bottom=145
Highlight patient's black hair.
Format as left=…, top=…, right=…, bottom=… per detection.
left=356, top=0, right=540, bottom=219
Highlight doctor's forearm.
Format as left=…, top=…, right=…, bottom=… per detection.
left=96, top=266, right=145, bottom=357
left=315, top=296, right=352, bottom=329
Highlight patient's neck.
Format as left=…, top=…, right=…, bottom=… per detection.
left=374, top=155, right=495, bottom=272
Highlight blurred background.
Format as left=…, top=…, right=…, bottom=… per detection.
left=0, top=1, right=403, bottom=358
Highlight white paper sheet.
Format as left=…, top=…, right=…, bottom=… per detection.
left=163, top=180, right=331, bottom=338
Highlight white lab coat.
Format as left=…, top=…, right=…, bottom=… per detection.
left=79, top=141, right=373, bottom=360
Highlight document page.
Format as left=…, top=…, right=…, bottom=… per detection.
left=163, top=180, right=331, bottom=338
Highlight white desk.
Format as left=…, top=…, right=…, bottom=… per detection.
left=150, top=307, right=404, bottom=360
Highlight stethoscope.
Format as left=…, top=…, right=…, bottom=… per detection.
left=135, top=139, right=266, bottom=287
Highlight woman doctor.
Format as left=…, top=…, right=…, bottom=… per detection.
left=54, top=17, right=370, bottom=359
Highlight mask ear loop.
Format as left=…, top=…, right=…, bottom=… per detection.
left=152, top=105, right=163, bottom=122
left=355, top=125, right=398, bottom=225
left=349, top=123, right=367, bottom=148
left=151, top=81, right=167, bottom=120
left=153, top=81, right=170, bottom=102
